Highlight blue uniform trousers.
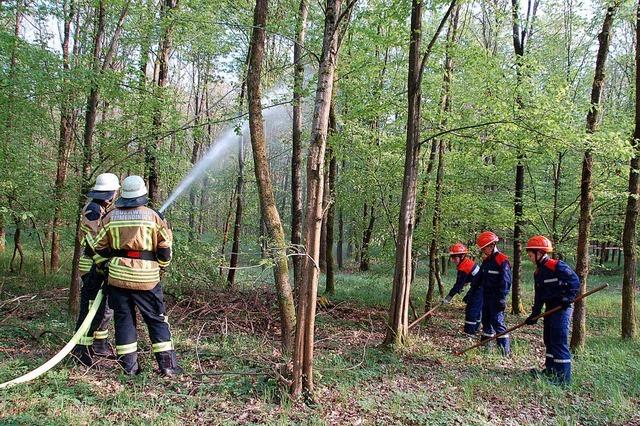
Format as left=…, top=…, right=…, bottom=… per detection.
left=481, top=296, right=510, bottom=355
left=543, top=306, right=573, bottom=383
left=463, top=287, right=482, bottom=334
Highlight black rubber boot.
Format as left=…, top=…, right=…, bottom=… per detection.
left=155, top=350, right=183, bottom=377
left=118, top=353, right=141, bottom=376
left=72, top=345, right=94, bottom=367
left=91, top=339, right=114, bottom=357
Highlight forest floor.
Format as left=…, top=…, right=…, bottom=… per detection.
left=0, top=253, right=639, bottom=425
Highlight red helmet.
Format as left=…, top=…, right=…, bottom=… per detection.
left=476, top=231, right=499, bottom=249
left=449, top=243, right=468, bottom=256
left=526, top=235, right=553, bottom=252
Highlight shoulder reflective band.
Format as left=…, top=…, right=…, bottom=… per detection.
left=0, top=289, right=104, bottom=389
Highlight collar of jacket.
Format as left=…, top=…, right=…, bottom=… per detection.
left=115, top=196, right=148, bottom=208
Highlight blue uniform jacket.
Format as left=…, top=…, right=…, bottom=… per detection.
left=531, top=257, right=580, bottom=316
left=480, top=250, right=512, bottom=301
left=448, top=258, right=480, bottom=298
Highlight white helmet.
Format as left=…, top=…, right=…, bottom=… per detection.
left=121, top=175, right=148, bottom=199
left=92, top=173, right=120, bottom=192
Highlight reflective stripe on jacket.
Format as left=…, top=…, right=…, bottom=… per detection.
left=94, top=206, right=172, bottom=290
left=79, top=201, right=106, bottom=273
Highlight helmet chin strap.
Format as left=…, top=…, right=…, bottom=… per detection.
left=536, top=252, right=549, bottom=265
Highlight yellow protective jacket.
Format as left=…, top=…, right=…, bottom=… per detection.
left=78, top=201, right=108, bottom=273
left=93, top=205, right=172, bottom=290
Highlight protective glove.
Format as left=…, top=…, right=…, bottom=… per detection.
left=497, top=299, right=506, bottom=311
left=462, top=294, right=469, bottom=303
left=525, top=314, right=538, bottom=325
left=442, top=295, right=453, bottom=305
left=561, top=297, right=572, bottom=309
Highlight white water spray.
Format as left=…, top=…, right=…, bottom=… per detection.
left=159, top=83, right=294, bottom=214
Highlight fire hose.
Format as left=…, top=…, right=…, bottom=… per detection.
left=0, top=288, right=104, bottom=389
left=454, top=283, right=608, bottom=356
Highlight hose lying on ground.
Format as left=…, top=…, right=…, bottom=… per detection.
left=0, top=289, right=104, bottom=389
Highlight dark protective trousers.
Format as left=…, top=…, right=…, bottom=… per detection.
left=481, top=296, right=511, bottom=355
left=75, top=265, right=113, bottom=346
left=543, top=306, right=573, bottom=383
left=463, top=287, right=482, bottom=334
left=107, top=283, right=174, bottom=373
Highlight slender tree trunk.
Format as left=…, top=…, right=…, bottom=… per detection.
left=188, top=71, right=204, bottom=241
left=621, top=0, right=640, bottom=340
left=509, top=0, right=536, bottom=316
left=291, top=0, right=309, bottom=292
left=324, top=103, right=338, bottom=295
left=572, top=4, right=616, bottom=351
left=385, top=0, right=423, bottom=347
left=291, top=0, right=343, bottom=399
left=147, top=0, right=178, bottom=206
left=51, top=0, right=75, bottom=272
left=426, top=7, right=458, bottom=311
left=384, top=0, right=457, bottom=346
left=69, top=0, right=128, bottom=315
left=337, top=205, right=344, bottom=269
left=360, top=204, right=375, bottom=271
left=227, top=134, right=245, bottom=287
left=247, top=0, right=296, bottom=353
left=70, top=0, right=105, bottom=316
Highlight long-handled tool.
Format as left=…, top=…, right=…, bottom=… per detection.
left=454, top=283, right=608, bottom=356
left=0, top=289, right=105, bottom=389
left=408, top=302, right=443, bottom=330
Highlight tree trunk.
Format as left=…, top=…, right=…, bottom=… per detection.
left=384, top=0, right=457, bottom=347
left=70, top=0, right=105, bottom=316
left=360, top=204, right=375, bottom=271
left=69, top=0, right=128, bottom=315
left=621, top=0, right=640, bottom=340
left=147, top=0, right=178, bottom=206
left=246, top=0, right=296, bottom=353
left=325, top=105, right=338, bottom=295
left=426, top=6, right=458, bottom=312
left=384, top=0, right=423, bottom=347
left=291, top=0, right=309, bottom=292
left=512, top=156, right=525, bottom=314
left=291, top=0, right=342, bottom=399
left=227, top=134, right=245, bottom=287
left=572, top=4, right=616, bottom=351
left=337, top=205, right=344, bottom=269
left=509, top=0, right=535, bottom=316
left=188, top=71, right=204, bottom=241
left=50, top=0, right=75, bottom=272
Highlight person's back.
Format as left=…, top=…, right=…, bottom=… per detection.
left=98, top=204, right=171, bottom=290
left=94, top=176, right=181, bottom=377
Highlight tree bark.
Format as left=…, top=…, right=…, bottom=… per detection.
left=360, top=204, right=375, bottom=271
left=572, top=4, right=616, bottom=351
left=621, top=0, right=640, bottom=340
left=509, top=0, right=537, bottom=316
left=70, top=0, right=128, bottom=315
left=70, top=0, right=105, bottom=316
left=247, top=0, right=296, bottom=353
left=147, top=0, right=178, bottom=206
left=426, top=6, right=458, bottom=311
left=337, top=204, right=344, bottom=269
left=385, top=0, right=457, bottom=346
left=291, top=0, right=309, bottom=292
left=324, top=103, right=338, bottom=295
left=384, top=0, right=423, bottom=347
left=50, top=0, right=75, bottom=272
left=291, top=0, right=343, bottom=399
left=227, top=134, right=245, bottom=287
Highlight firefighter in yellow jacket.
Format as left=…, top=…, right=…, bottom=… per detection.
left=72, top=172, right=119, bottom=366
left=94, top=175, right=182, bottom=376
